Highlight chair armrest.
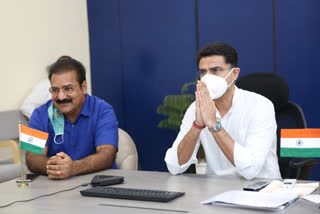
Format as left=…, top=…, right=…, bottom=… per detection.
left=289, top=158, right=319, bottom=180
left=0, top=140, right=20, bottom=164
left=289, top=158, right=318, bottom=168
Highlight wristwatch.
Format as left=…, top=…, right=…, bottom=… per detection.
left=208, top=120, right=222, bottom=132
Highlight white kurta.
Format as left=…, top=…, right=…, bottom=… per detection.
left=165, top=87, right=281, bottom=180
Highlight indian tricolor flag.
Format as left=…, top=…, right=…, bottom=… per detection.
left=20, top=125, right=48, bottom=155
left=281, top=129, right=320, bottom=157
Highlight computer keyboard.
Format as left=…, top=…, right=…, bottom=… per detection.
left=80, top=186, right=185, bottom=202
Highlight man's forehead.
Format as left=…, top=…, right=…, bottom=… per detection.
left=199, top=55, right=227, bottom=68
left=50, top=83, right=74, bottom=88
left=50, top=70, right=78, bottom=85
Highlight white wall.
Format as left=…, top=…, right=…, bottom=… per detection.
left=0, top=0, right=91, bottom=111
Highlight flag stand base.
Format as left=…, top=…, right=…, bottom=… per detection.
left=17, top=182, right=29, bottom=187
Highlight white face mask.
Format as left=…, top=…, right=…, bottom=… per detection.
left=201, top=68, right=234, bottom=100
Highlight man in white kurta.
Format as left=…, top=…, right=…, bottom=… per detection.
left=165, top=43, right=281, bottom=180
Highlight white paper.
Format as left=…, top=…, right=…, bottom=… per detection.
left=201, top=190, right=299, bottom=210
left=302, top=195, right=320, bottom=204
left=260, top=180, right=319, bottom=197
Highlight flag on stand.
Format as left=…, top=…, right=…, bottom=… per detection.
left=20, top=125, right=48, bottom=155
left=281, top=129, right=320, bottom=158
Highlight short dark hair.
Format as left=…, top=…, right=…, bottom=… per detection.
left=196, top=42, right=238, bottom=68
left=48, top=57, right=86, bottom=85
left=56, top=55, right=72, bottom=61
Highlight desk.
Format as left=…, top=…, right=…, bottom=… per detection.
left=0, top=170, right=318, bottom=213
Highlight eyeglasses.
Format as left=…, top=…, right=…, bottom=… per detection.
left=49, top=84, right=79, bottom=95
left=198, top=66, right=233, bottom=76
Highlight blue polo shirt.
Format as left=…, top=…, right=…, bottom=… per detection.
left=28, top=94, right=118, bottom=169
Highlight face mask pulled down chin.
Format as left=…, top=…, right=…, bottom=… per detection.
left=201, top=68, right=234, bottom=100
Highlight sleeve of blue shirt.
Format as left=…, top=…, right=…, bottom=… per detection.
left=95, top=103, right=119, bottom=150
left=28, top=107, right=48, bottom=134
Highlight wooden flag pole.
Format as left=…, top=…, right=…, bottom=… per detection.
left=17, top=121, right=28, bottom=187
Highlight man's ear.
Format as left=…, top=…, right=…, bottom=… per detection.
left=81, top=80, right=87, bottom=94
left=233, top=67, right=240, bottom=81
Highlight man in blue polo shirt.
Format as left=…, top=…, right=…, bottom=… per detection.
left=26, top=57, right=118, bottom=179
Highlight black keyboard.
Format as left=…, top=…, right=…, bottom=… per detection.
left=80, top=186, right=185, bottom=202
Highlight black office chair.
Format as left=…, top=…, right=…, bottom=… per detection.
left=236, top=72, right=318, bottom=180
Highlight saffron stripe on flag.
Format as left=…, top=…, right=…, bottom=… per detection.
left=281, top=129, right=320, bottom=138
left=281, top=148, right=320, bottom=158
left=20, top=125, right=48, bottom=140
left=20, top=141, right=44, bottom=155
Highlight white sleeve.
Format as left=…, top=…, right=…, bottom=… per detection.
left=21, top=79, right=51, bottom=118
left=233, top=99, right=277, bottom=180
left=164, top=102, right=201, bottom=175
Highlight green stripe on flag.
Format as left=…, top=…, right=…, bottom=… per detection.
left=20, top=141, right=44, bottom=155
left=281, top=148, right=320, bottom=158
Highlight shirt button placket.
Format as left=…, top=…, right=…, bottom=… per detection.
left=71, top=124, right=75, bottom=146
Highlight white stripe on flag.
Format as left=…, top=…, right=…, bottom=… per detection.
left=20, top=133, right=46, bottom=148
left=281, top=138, right=320, bottom=148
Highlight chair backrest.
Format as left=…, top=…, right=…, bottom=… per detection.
left=236, top=72, right=308, bottom=179
left=275, top=101, right=308, bottom=178
left=116, top=128, right=138, bottom=170
left=0, top=110, right=28, bottom=141
left=0, top=110, right=28, bottom=182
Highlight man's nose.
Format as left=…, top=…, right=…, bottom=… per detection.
left=57, top=90, right=67, bottom=100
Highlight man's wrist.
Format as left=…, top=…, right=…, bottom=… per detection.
left=208, top=119, right=222, bottom=132
left=193, top=121, right=205, bottom=130
left=70, top=160, right=77, bottom=177
left=206, top=120, right=216, bottom=128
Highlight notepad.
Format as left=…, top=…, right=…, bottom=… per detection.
left=201, top=190, right=299, bottom=211
left=260, top=180, right=319, bottom=197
